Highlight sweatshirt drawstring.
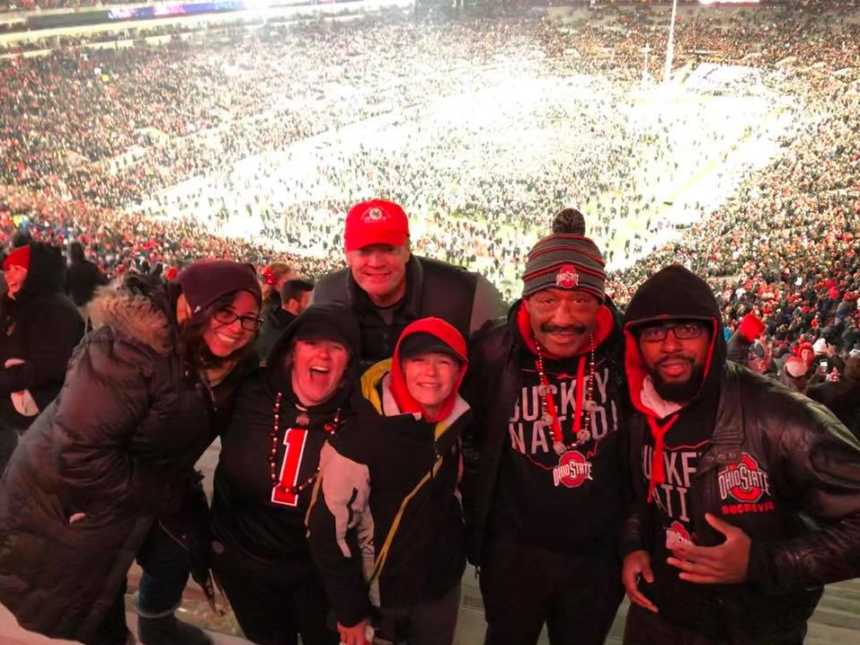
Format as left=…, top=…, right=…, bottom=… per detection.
left=646, top=414, right=679, bottom=502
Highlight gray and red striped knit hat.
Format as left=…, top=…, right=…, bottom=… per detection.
left=522, top=233, right=606, bottom=301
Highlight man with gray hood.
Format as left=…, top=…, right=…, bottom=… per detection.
left=620, top=264, right=860, bottom=644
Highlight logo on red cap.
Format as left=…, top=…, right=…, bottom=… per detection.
left=362, top=207, right=387, bottom=223
left=555, top=264, right=580, bottom=289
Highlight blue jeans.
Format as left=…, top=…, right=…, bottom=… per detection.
left=135, top=522, right=192, bottom=617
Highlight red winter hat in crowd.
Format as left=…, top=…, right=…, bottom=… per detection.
left=344, top=199, right=410, bottom=252
left=3, top=245, right=30, bottom=272
left=737, top=313, right=765, bottom=342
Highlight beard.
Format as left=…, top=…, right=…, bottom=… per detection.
left=647, top=360, right=707, bottom=403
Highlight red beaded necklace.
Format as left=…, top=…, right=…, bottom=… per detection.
left=268, top=391, right=341, bottom=494
left=533, top=335, right=597, bottom=456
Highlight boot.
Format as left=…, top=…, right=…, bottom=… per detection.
left=137, top=614, right=212, bottom=645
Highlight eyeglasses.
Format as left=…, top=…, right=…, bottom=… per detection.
left=639, top=322, right=708, bottom=343
left=213, top=308, right=263, bottom=332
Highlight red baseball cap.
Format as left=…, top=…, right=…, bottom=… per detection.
left=344, top=199, right=410, bottom=252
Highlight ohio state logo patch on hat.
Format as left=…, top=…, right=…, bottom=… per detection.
left=552, top=450, right=593, bottom=488
left=718, top=452, right=771, bottom=504
left=362, top=207, right=387, bottom=223
left=555, top=264, right=580, bottom=289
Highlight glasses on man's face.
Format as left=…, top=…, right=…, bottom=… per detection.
left=639, top=322, right=708, bottom=343
left=213, top=308, right=263, bottom=332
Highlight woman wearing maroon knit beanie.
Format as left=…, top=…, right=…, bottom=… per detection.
left=0, top=259, right=262, bottom=645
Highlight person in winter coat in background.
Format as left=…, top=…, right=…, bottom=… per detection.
left=255, top=278, right=315, bottom=364
left=308, top=317, right=470, bottom=645
left=211, top=304, right=360, bottom=645
left=807, top=354, right=860, bottom=439
left=620, top=264, right=860, bottom=645
left=65, top=240, right=109, bottom=313
left=0, top=242, right=84, bottom=470
left=0, top=260, right=262, bottom=645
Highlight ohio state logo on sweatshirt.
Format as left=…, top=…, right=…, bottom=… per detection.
left=553, top=450, right=593, bottom=488
left=717, top=452, right=775, bottom=514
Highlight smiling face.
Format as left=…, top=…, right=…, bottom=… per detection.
left=401, top=351, right=461, bottom=419
left=202, top=291, right=261, bottom=358
left=345, top=243, right=410, bottom=307
left=290, top=338, right=350, bottom=407
left=637, top=321, right=711, bottom=403
left=4, top=264, right=27, bottom=299
left=525, top=288, right=600, bottom=357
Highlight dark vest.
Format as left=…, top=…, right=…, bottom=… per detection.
left=314, top=256, right=477, bottom=368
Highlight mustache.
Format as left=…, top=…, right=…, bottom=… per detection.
left=656, top=356, right=695, bottom=368
left=540, top=323, right=588, bottom=335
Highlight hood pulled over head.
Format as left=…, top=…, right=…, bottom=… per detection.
left=389, top=317, right=468, bottom=423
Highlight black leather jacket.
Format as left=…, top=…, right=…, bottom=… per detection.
left=622, top=362, right=860, bottom=642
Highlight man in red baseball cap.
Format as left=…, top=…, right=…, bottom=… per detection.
left=314, top=199, right=504, bottom=369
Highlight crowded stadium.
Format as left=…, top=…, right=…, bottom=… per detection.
left=0, top=0, right=859, bottom=644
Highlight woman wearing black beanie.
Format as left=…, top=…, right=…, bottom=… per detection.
left=210, top=303, right=361, bottom=645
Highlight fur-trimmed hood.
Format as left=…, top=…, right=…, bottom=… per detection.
left=88, top=284, right=173, bottom=355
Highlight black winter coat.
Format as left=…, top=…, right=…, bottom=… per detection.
left=65, top=258, right=109, bottom=307
left=313, top=255, right=502, bottom=370
left=307, top=360, right=469, bottom=627
left=462, top=300, right=627, bottom=564
left=621, top=363, right=860, bottom=642
left=0, top=242, right=84, bottom=430
left=0, top=282, right=217, bottom=642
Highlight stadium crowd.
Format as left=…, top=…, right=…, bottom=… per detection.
left=1, top=3, right=860, bottom=645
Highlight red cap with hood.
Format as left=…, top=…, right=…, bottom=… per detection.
left=389, top=317, right=468, bottom=423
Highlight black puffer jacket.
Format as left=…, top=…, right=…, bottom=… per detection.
left=0, top=242, right=84, bottom=430
left=621, top=265, right=860, bottom=642
left=0, top=277, right=217, bottom=642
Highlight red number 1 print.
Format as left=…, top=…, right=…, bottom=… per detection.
left=271, top=428, right=308, bottom=507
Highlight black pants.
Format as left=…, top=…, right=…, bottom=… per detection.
left=480, top=540, right=623, bottom=645
left=376, top=583, right=461, bottom=645
left=623, top=603, right=806, bottom=645
left=136, top=522, right=192, bottom=617
left=212, top=538, right=337, bottom=645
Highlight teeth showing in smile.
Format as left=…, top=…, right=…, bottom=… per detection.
left=310, top=367, right=330, bottom=374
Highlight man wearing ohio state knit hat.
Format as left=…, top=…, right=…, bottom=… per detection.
left=314, top=198, right=504, bottom=369
left=464, top=230, right=626, bottom=645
